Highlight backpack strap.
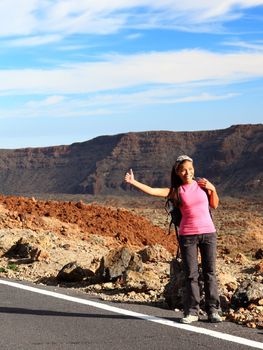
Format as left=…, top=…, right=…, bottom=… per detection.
left=165, top=187, right=181, bottom=259
left=174, top=225, right=181, bottom=260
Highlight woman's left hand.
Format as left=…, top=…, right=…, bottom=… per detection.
left=197, top=178, right=216, bottom=192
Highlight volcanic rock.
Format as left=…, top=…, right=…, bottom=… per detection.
left=0, top=124, right=261, bottom=197
left=95, top=247, right=143, bottom=282
left=57, top=261, right=94, bottom=283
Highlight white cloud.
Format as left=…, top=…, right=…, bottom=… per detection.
left=0, top=0, right=262, bottom=40
left=73, top=90, right=239, bottom=108
left=125, top=33, right=143, bottom=40
left=171, top=92, right=239, bottom=103
left=26, top=95, right=65, bottom=108
left=223, top=40, right=263, bottom=52
left=0, top=50, right=262, bottom=95
left=57, top=44, right=89, bottom=51
left=7, top=35, right=62, bottom=47
left=0, top=89, right=239, bottom=120
left=0, top=0, right=37, bottom=36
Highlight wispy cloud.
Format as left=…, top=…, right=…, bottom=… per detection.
left=0, top=49, right=262, bottom=95
left=0, top=89, right=240, bottom=120
left=77, top=90, right=239, bottom=108
left=57, top=44, right=89, bottom=51
left=7, top=35, right=63, bottom=47
left=223, top=40, right=263, bottom=51
left=125, top=33, right=143, bottom=40
left=0, top=1, right=262, bottom=44
left=26, top=95, right=65, bottom=108
left=0, top=0, right=37, bottom=36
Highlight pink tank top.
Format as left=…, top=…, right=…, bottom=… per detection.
left=178, top=180, right=216, bottom=235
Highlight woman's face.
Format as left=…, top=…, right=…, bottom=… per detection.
left=176, top=160, right=194, bottom=184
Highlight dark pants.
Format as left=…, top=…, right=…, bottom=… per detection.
left=179, top=232, right=220, bottom=316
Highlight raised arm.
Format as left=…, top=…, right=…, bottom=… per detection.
left=124, top=169, right=170, bottom=197
left=197, top=178, right=219, bottom=209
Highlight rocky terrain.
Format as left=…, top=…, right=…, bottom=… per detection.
left=0, top=124, right=262, bottom=197
left=0, top=194, right=262, bottom=329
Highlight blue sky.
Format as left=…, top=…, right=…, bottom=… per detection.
left=0, top=1, right=262, bottom=149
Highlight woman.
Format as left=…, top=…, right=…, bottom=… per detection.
left=124, top=155, right=222, bottom=324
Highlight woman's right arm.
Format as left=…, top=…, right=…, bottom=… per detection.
left=124, top=169, right=170, bottom=197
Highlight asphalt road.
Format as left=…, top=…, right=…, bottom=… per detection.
left=0, top=279, right=262, bottom=350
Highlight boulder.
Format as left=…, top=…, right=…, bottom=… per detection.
left=96, top=247, right=143, bottom=282
left=139, top=244, right=172, bottom=263
left=57, top=261, right=94, bottom=283
left=124, top=270, right=161, bottom=292
left=3, top=237, right=42, bottom=261
left=231, top=281, right=263, bottom=308
left=4, top=237, right=33, bottom=258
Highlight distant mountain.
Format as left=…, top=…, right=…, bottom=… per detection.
left=0, top=124, right=262, bottom=197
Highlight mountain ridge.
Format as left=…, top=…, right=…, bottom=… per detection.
left=0, top=124, right=262, bottom=197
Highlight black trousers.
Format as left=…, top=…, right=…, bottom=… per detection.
left=179, top=232, right=220, bottom=316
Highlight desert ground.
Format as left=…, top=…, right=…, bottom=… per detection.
left=0, top=194, right=262, bottom=329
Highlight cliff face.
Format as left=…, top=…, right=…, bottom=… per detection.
left=0, top=124, right=262, bottom=197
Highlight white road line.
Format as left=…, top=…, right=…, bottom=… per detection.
left=0, top=279, right=262, bottom=349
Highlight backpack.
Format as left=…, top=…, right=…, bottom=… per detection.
left=165, top=188, right=181, bottom=258
left=165, top=197, right=182, bottom=232
left=165, top=185, right=182, bottom=228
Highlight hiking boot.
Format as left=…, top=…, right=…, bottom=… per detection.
left=208, top=313, right=222, bottom=323
left=180, top=314, right=199, bottom=324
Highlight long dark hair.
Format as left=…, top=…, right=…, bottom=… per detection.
left=168, top=159, right=194, bottom=206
